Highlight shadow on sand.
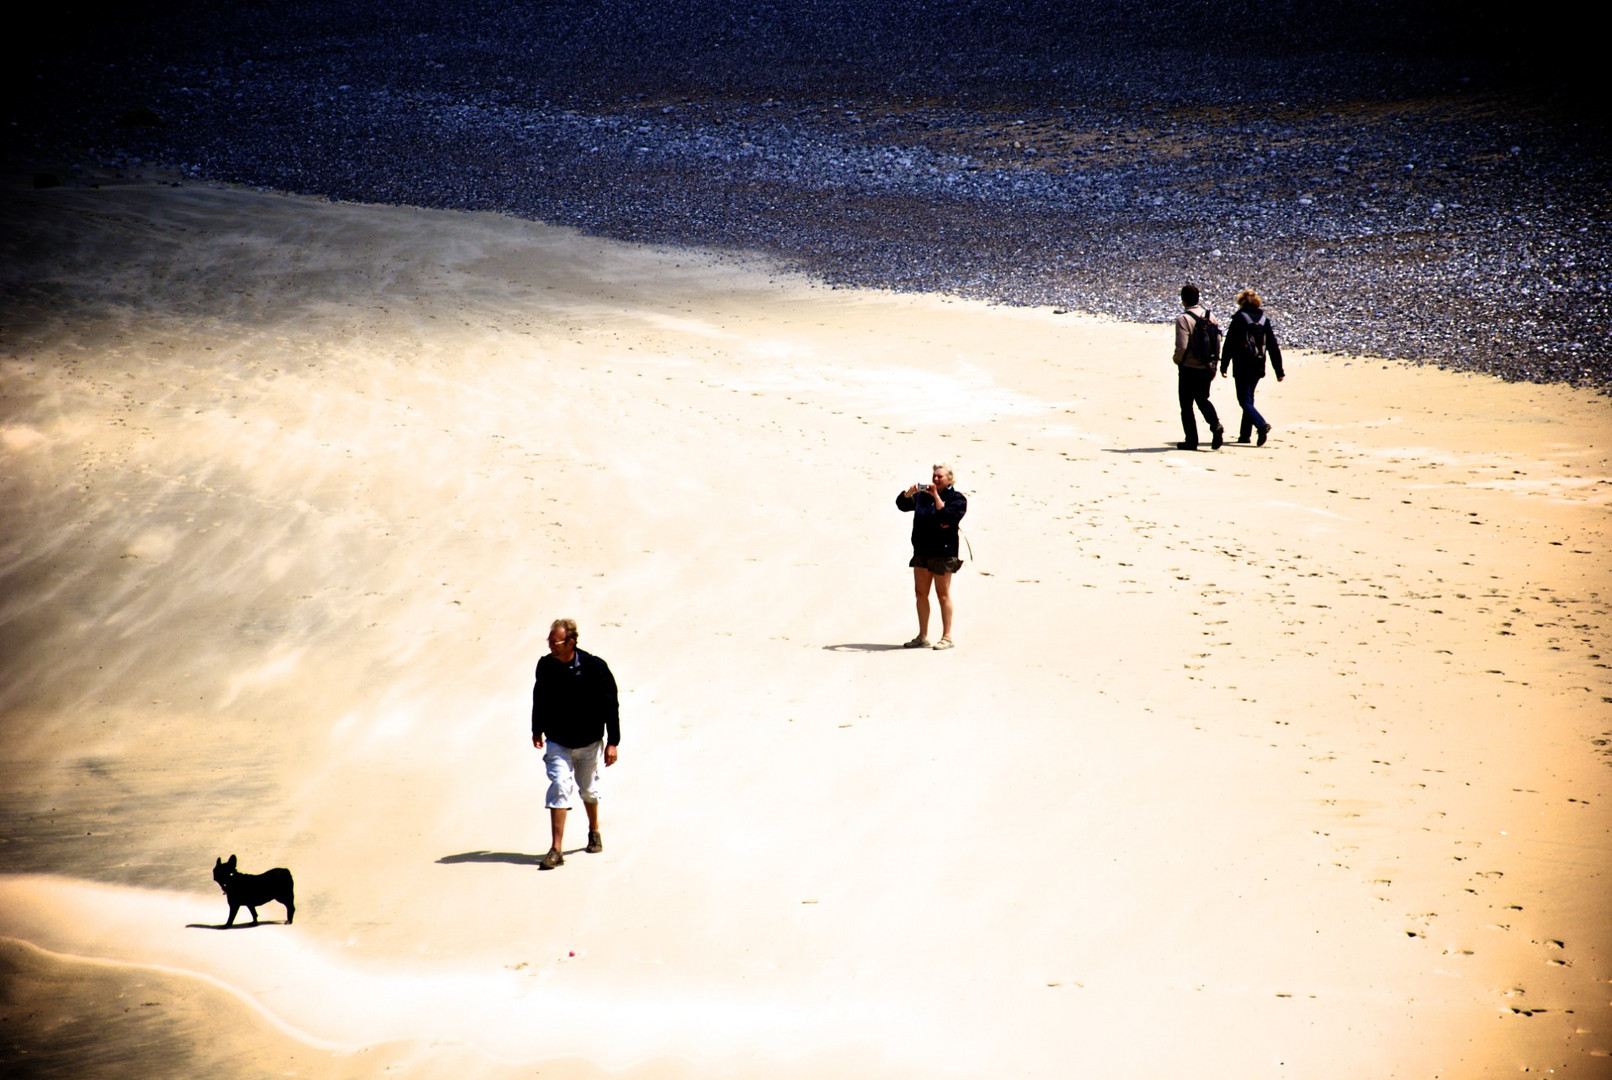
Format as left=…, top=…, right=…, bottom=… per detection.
left=822, top=643, right=907, bottom=653
left=1102, top=446, right=1175, bottom=454
left=437, top=850, right=546, bottom=867
left=185, top=920, right=288, bottom=930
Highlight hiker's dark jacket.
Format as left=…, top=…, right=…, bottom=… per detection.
left=896, top=486, right=968, bottom=558
left=533, top=648, right=620, bottom=749
left=1221, top=306, right=1285, bottom=381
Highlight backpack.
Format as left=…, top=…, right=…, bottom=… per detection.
left=1185, top=309, right=1221, bottom=365
left=1234, top=309, right=1269, bottom=363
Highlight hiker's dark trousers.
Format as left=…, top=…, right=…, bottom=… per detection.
left=1177, top=366, right=1221, bottom=446
left=1234, top=375, right=1268, bottom=441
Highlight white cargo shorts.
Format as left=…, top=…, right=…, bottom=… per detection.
left=543, top=740, right=603, bottom=810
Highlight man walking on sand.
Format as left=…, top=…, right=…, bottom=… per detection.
left=1173, top=283, right=1226, bottom=450
left=532, top=618, right=619, bottom=870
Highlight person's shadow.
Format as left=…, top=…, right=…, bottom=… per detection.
left=437, top=850, right=548, bottom=867
left=822, top=643, right=906, bottom=652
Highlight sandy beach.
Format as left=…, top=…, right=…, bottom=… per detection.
left=1, top=175, right=1609, bottom=1078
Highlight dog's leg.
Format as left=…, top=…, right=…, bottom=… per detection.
left=284, top=897, right=294, bottom=924
left=226, top=904, right=239, bottom=928
left=248, top=905, right=259, bottom=925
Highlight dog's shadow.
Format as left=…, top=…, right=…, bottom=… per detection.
left=437, top=850, right=549, bottom=867
left=186, top=920, right=289, bottom=930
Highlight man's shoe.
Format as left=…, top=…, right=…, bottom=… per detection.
left=586, top=830, right=603, bottom=854
left=1257, top=424, right=1271, bottom=447
left=932, top=637, right=955, bottom=651
left=1236, top=435, right=1252, bottom=444
left=903, top=635, right=931, bottom=648
left=1176, top=441, right=1198, bottom=451
left=539, top=847, right=564, bottom=869
left=1210, top=426, right=1225, bottom=450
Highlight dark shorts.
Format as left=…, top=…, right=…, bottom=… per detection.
left=909, top=554, right=963, bottom=575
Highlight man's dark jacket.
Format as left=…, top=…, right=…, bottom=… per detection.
left=532, top=649, right=620, bottom=749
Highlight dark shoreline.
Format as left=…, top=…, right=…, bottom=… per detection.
left=7, top=1, right=1609, bottom=391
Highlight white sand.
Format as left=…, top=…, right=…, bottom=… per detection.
left=0, top=176, right=1608, bottom=1078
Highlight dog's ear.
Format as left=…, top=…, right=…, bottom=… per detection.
left=215, top=857, right=223, bottom=868
left=226, top=855, right=237, bottom=870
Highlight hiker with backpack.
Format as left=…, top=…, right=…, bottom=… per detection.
left=1172, top=283, right=1225, bottom=450
left=1220, top=288, right=1286, bottom=446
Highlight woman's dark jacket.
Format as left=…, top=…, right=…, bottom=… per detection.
left=1221, top=306, right=1285, bottom=380
left=896, top=487, right=968, bottom=558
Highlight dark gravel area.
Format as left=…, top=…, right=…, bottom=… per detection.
left=7, top=0, right=1610, bottom=390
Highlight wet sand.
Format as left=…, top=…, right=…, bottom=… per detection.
left=0, top=176, right=1609, bottom=1078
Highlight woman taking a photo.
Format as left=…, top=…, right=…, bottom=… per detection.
left=896, top=463, right=968, bottom=650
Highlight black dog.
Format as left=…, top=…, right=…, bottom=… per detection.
left=213, top=854, right=295, bottom=927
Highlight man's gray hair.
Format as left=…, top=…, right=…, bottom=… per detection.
left=550, top=617, right=578, bottom=641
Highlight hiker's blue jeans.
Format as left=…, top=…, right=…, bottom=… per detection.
left=1234, top=376, right=1268, bottom=440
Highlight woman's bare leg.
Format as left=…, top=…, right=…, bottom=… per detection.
left=932, top=571, right=954, bottom=640
left=912, top=566, right=934, bottom=638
